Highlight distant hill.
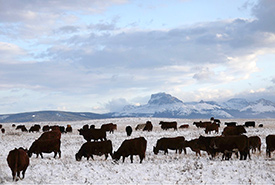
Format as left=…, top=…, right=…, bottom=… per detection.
left=1, top=92, right=275, bottom=123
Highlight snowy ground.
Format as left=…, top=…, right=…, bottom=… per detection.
left=1, top=118, right=275, bottom=184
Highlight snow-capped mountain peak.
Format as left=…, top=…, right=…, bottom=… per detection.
left=148, top=92, right=183, bottom=105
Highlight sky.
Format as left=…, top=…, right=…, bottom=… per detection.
left=0, top=0, right=275, bottom=114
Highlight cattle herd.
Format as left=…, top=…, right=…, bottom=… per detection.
left=2, top=118, right=275, bottom=182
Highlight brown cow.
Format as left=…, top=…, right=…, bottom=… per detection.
left=135, top=123, right=146, bottom=131
left=78, top=128, right=106, bottom=142
left=210, top=135, right=250, bottom=160
left=153, top=136, right=186, bottom=155
left=266, top=135, right=275, bottom=158
left=42, top=125, right=50, bottom=132
left=75, top=140, right=113, bottom=161
left=28, top=139, right=61, bottom=158
left=38, top=130, right=61, bottom=140
left=29, top=124, right=40, bottom=132
left=179, top=124, right=189, bottom=129
left=159, top=121, right=177, bottom=130
left=193, top=121, right=212, bottom=128
left=248, top=136, right=261, bottom=153
left=7, top=148, right=29, bottom=181
left=222, top=125, right=246, bottom=136
left=143, top=121, right=153, bottom=131
left=16, top=125, right=28, bottom=132
left=184, top=139, right=201, bottom=156
left=197, top=136, right=219, bottom=158
left=101, top=123, right=117, bottom=133
left=112, top=137, right=147, bottom=163
left=66, top=125, right=72, bottom=133
left=205, top=123, right=219, bottom=134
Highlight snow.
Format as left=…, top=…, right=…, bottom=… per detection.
left=1, top=117, right=275, bottom=184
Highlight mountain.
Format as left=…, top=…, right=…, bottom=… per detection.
left=0, top=110, right=110, bottom=123
left=113, top=92, right=275, bottom=119
left=1, top=92, right=275, bottom=122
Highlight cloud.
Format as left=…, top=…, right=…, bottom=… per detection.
left=105, top=98, right=129, bottom=112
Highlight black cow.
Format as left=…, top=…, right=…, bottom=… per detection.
left=244, top=121, right=255, bottom=127
left=125, top=126, right=133, bottom=137
left=266, top=135, right=275, bottom=158
left=153, top=137, right=186, bottom=155
left=75, top=140, right=113, bottom=161
left=159, top=121, right=177, bottom=130
left=112, top=137, right=147, bottom=163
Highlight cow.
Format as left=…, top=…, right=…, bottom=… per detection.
left=75, top=140, right=113, bottom=161
left=248, top=136, right=261, bottom=153
left=1, top=128, right=5, bottom=134
left=184, top=139, right=201, bottom=156
left=179, top=124, right=189, bottom=129
left=0, top=124, right=2, bottom=129
left=210, top=117, right=221, bottom=124
left=28, top=138, right=61, bottom=158
left=66, top=125, right=72, bottom=133
left=29, top=124, right=40, bottom=132
left=266, top=135, right=275, bottom=158
left=37, top=130, right=61, bottom=140
left=78, top=128, right=106, bottom=142
left=153, top=137, right=186, bottom=155
left=244, top=121, right=255, bottom=127
left=205, top=123, right=219, bottom=134
left=259, top=124, right=263, bottom=128
left=193, top=121, right=212, bottom=128
left=112, top=137, right=147, bottom=163
left=16, top=125, right=28, bottom=132
left=225, top=122, right=237, bottom=127
left=135, top=123, right=146, bottom=131
left=222, top=125, right=246, bottom=136
left=42, top=125, right=50, bottom=132
left=159, top=121, right=177, bottom=130
left=7, top=148, right=29, bottom=181
left=210, top=135, right=250, bottom=160
left=125, top=126, right=133, bottom=137
left=101, top=123, right=117, bottom=133
left=197, top=136, right=219, bottom=158
left=143, top=121, right=153, bottom=131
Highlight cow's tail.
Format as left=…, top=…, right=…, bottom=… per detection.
left=13, top=149, right=19, bottom=181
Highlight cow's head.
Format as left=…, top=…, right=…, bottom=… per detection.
left=112, top=151, right=120, bottom=161
left=153, top=147, right=158, bottom=155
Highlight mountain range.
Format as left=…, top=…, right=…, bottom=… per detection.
left=1, top=92, right=275, bottom=122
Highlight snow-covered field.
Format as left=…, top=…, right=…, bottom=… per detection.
left=1, top=118, right=275, bottom=184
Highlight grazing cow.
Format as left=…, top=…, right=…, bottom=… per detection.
left=184, top=139, right=201, bottom=156
left=210, top=117, right=221, bottom=124
left=42, top=125, right=50, bottom=132
left=197, top=136, right=219, bottom=158
left=179, top=124, right=189, bottom=129
left=65, top=125, right=72, bottom=133
left=75, top=140, right=113, bottom=161
left=205, top=123, right=219, bottom=134
left=29, top=124, right=40, bottom=132
left=16, top=125, right=28, bottom=132
left=28, top=139, right=61, bottom=158
left=266, top=135, right=275, bottom=158
left=7, top=148, right=29, bottom=181
left=153, top=137, right=186, bottom=155
left=135, top=123, right=146, bottom=131
left=1, top=128, right=5, bottom=134
left=112, top=137, right=147, bottom=163
left=143, top=121, right=153, bottom=131
left=159, top=121, right=177, bottom=130
left=193, top=121, right=212, bottom=128
left=222, top=125, right=246, bottom=136
left=248, top=136, right=261, bottom=153
left=38, top=130, right=61, bottom=140
left=225, top=122, right=237, bottom=127
left=78, top=128, right=106, bottom=142
left=210, top=135, right=250, bottom=160
left=125, top=126, right=133, bottom=137
left=101, top=123, right=117, bottom=133
left=244, top=121, right=255, bottom=127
